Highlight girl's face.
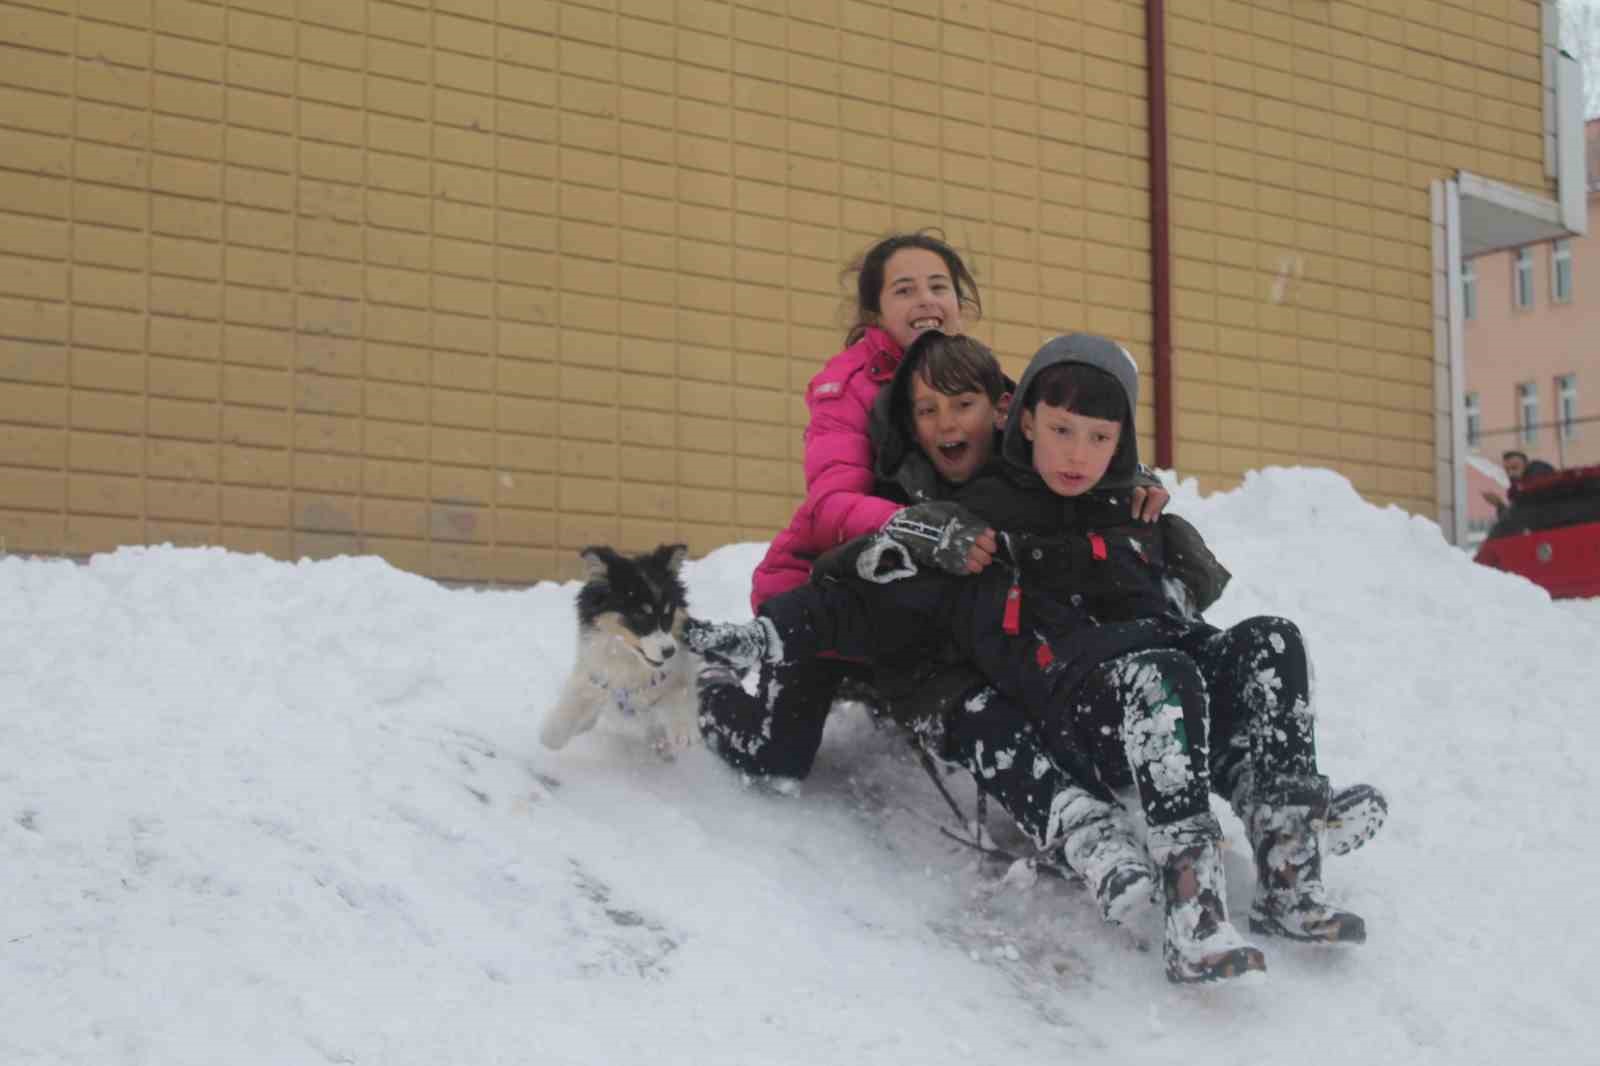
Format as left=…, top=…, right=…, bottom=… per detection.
left=910, top=374, right=1004, bottom=485
left=876, top=247, right=964, bottom=351
left=1020, top=402, right=1122, bottom=497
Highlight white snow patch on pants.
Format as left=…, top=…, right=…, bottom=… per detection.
left=1125, top=700, right=1192, bottom=795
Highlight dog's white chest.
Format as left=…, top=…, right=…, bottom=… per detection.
left=538, top=632, right=697, bottom=756
left=587, top=660, right=677, bottom=716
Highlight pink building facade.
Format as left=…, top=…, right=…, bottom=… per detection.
left=1462, top=119, right=1600, bottom=539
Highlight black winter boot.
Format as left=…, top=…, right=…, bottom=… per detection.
left=1053, top=789, right=1155, bottom=926
left=1148, top=813, right=1266, bottom=985
left=1240, top=775, right=1367, bottom=945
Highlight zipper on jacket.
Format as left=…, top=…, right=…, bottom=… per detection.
left=1000, top=532, right=1023, bottom=636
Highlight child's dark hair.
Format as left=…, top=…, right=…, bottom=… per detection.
left=844, top=230, right=982, bottom=345
left=902, top=330, right=1007, bottom=404
left=1024, top=363, right=1127, bottom=423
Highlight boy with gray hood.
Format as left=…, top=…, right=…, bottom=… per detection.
left=690, top=333, right=1374, bottom=984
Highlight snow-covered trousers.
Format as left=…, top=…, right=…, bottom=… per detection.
left=697, top=656, right=868, bottom=780
left=1062, top=617, right=1319, bottom=827
left=746, top=576, right=1318, bottom=827
left=749, top=571, right=1165, bottom=802
left=697, top=658, right=1109, bottom=854
left=942, top=683, right=1109, bottom=851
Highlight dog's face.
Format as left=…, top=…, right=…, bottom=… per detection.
left=576, top=544, right=689, bottom=669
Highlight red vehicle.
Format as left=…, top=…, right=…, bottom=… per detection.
left=1474, top=463, right=1600, bottom=599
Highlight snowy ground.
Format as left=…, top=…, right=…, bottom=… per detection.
left=3, top=467, right=1597, bottom=1066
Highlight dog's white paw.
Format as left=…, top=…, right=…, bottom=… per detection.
left=648, top=721, right=698, bottom=761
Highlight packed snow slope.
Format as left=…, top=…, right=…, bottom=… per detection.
left=2, top=467, right=1597, bottom=1066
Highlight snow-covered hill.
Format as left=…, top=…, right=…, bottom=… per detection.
left=2, top=468, right=1596, bottom=1065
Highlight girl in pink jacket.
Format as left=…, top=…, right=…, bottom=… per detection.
left=750, top=234, right=984, bottom=609
left=701, top=232, right=984, bottom=781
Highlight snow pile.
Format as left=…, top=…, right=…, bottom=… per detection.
left=1, top=467, right=1596, bottom=1065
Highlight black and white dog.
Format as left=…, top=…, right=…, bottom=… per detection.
left=539, top=544, right=700, bottom=757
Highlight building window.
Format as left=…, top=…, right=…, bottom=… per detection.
left=1518, top=382, right=1540, bottom=445
left=1462, top=260, right=1477, bottom=320
left=1552, top=239, right=1573, bottom=303
left=1513, top=248, right=1535, bottom=309
left=1465, top=392, right=1481, bottom=448
left=1557, top=374, right=1579, bottom=442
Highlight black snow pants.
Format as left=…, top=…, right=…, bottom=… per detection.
left=1054, top=616, right=1320, bottom=827
left=696, top=655, right=870, bottom=781
left=745, top=569, right=1162, bottom=798
left=697, top=658, right=1114, bottom=853
left=743, top=574, right=1321, bottom=831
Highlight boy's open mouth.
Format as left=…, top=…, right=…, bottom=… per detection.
left=937, top=441, right=970, bottom=463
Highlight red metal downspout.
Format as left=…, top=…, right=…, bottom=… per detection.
left=1146, top=0, right=1174, bottom=468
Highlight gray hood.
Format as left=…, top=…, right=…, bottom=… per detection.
left=1001, top=332, right=1141, bottom=491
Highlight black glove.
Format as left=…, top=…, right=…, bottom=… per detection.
left=881, top=501, right=989, bottom=576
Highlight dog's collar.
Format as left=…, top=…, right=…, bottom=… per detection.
left=587, top=664, right=674, bottom=712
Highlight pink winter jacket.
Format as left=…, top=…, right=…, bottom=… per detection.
left=750, top=327, right=906, bottom=610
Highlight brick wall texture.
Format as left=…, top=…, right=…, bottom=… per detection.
left=0, top=0, right=1552, bottom=582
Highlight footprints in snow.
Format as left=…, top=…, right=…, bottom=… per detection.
left=433, top=724, right=561, bottom=810
left=566, top=860, right=680, bottom=979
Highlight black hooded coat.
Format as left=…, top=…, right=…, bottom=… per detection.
left=812, top=333, right=1231, bottom=747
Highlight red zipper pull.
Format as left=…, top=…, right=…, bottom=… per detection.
left=1089, top=532, right=1107, bottom=561
left=1002, top=576, right=1022, bottom=635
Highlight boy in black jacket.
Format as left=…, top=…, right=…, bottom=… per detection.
left=847, top=333, right=1167, bottom=930
left=690, top=332, right=1371, bottom=985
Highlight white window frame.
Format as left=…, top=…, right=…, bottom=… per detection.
left=1518, top=381, right=1540, bottom=445
left=1552, top=239, right=1573, bottom=303
left=1557, top=373, right=1579, bottom=442
left=1514, top=248, right=1535, bottom=309
left=1462, top=259, right=1477, bottom=320
left=1465, top=391, right=1481, bottom=448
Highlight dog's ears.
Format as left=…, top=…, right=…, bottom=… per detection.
left=657, top=543, right=688, bottom=575
left=578, top=546, right=620, bottom=582
left=581, top=543, right=687, bottom=579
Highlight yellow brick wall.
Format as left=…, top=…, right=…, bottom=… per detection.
left=1166, top=0, right=1547, bottom=504
left=0, top=0, right=1553, bottom=581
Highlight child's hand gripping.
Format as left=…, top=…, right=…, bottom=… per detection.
left=880, top=501, right=997, bottom=575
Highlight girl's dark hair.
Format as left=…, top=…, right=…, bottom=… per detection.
left=903, top=331, right=1007, bottom=404
left=844, top=230, right=982, bottom=345
left=1024, top=363, right=1127, bottom=423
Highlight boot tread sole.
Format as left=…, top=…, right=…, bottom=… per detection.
left=1248, top=914, right=1367, bottom=945
left=1326, top=785, right=1388, bottom=858
left=1166, top=945, right=1268, bottom=984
